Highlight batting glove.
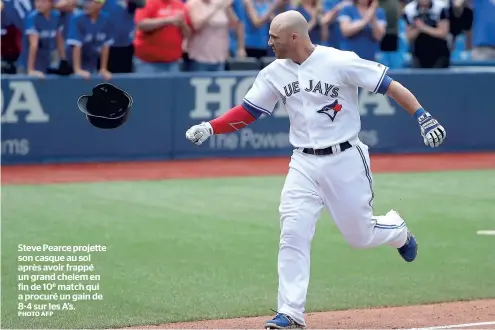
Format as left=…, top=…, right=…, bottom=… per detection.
left=416, top=110, right=446, bottom=148
left=185, top=122, right=213, bottom=145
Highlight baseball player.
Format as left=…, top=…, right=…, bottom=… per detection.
left=185, top=10, right=446, bottom=330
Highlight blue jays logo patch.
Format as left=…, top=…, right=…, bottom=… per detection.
left=317, top=100, right=342, bottom=122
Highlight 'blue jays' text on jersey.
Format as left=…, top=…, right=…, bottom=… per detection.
left=18, top=10, right=63, bottom=72
left=65, top=11, right=115, bottom=72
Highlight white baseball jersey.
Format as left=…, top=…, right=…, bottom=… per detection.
left=242, top=45, right=389, bottom=149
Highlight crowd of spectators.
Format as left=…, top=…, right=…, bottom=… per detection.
left=1, top=0, right=494, bottom=79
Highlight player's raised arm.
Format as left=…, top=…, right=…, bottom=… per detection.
left=185, top=69, right=279, bottom=145
left=341, top=53, right=446, bottom=148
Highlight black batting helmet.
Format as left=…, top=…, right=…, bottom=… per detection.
left=77, top=83, right=133, bottom=129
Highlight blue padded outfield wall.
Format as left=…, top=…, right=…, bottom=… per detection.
left=2, top=68, right=495, bottom=165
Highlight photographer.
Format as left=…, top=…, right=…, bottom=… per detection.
left=403, top=0, right=450, bottom=68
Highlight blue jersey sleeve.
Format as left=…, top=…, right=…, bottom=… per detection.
left=66, top=13, right=83, bottom=46
left=55, top=11, right=64, bottom=32
left=1, top=11, right=9, bottom=35
left=376, top=8, right=386, bottom=25
left=338, top=5, right=352, bottom=22
left=103, top=19, right=115, bottom=46
left=323, top=0, right=340, bottom=12
left=233, top=0, right=246, bottom=22
left=24, top=12, right=38, bottom=35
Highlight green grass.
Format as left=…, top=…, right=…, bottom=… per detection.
left=2, top=170, right=495, bottom=329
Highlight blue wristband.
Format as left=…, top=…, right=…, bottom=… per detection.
left=414, top=108, right=425, bottom=120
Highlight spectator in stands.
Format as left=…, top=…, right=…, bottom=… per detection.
left=3, top=0, right=34, bottom=30
left=338, top=0, right=387, bottom=61
left=403, top=0, right=450, bottom=68
left=1, top=3, right=20, bottom=73
left=447, top=0, right=472, bottom=51
left=103, top=0, right=144, bottom=73
left=320, top=0, right=348, bottom=49
left=294, top=0, right=324, bottom=45
left=17, top=0, right=67, bottom=77
left=133, top=0, right=192, bottom=73
left=66, top=0, right=114, bottom=80
left=186, top=0, right=246, bottom=71
left=54, top=0, right=77, bottom=41
left=471, top=0, right=495, bottom=60
left=229, top=0, right=247, bottom=57
left=378, top=0, right=401, bottom=67
left=243, top=0, right=285, bottom=58
left=1, top=0, right=34, bottom=73
left=1, top=0, right=5, bottom=33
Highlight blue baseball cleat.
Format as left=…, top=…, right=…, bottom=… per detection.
left=398, top=230, right=418, bottom=262
left=265, top=313, right=305, bottom=329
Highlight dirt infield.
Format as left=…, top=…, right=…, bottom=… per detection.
left=3, top=152, right=495, bottom=185
left=3, top=152, right=495, bottom=329
left=129, top=299, right=495, bottom=329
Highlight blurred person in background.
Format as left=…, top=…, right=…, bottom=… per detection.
left=50, top=0, right=77, bottom=75
left=54, top=0, right=77, bottom=40
left=338, top=0, right=387, bottom=61
left=2, top=0, right=34, bottom=29
left=1, top=0, right=34, bottom=73
left=17, top=0, right=67, bottom=77
left=243, top=0, right=286, bottom=58
left=133, top=0, right=192, bottom=73
left=447, top=0, right=472, bottom=51
left=294, top=0, right=324, bottom=45
left=403, top=0, right=450, bottom=68
left=470, top=0, right=495, bottom=60
left=186, top=0, right=246, bottom=71
left=228, top=0, right=247, bottom=57
left=66, top=0, right=114, bottom=79
left=378, top=0, right=401, bottom=67
left=320, top=0, right=349, bottom=49
left=2, top=1, right=22, bottom=73
left=102, top=0, right=144, bottom=73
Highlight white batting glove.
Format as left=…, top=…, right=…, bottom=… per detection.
left=416, top=111, right=446, bottom=148
left=185, top=122, right=213, bottom=145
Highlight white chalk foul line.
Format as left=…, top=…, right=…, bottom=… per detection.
left=477, top=230, right=495, bottom=236
left=407, top=321, right=495, bottom=330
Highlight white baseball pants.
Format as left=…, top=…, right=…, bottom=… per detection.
left=276, top=141, right=408, bottom=326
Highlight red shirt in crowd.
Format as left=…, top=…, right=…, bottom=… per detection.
left=134, top=0, right=192, bottom=63
left=1, top=25, right=22, bottom=61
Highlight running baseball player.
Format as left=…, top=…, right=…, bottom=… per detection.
left=185, top=10, right=446, bottom=330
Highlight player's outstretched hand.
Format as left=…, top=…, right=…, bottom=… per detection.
left=416, top=111, right=446, bottom=148
left=185, top=122, right=213, bottom=145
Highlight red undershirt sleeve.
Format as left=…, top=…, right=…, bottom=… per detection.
left=208, top=104, right=263, bottom=134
